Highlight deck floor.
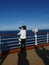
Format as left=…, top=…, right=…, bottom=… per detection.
left=0, top=46, right=49, bottom=65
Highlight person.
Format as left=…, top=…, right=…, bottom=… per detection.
left=17, top=25, right=27, bottom=53
left=18, top=28, right=21, bottom=45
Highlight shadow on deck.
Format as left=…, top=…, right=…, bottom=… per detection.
left=0, top=46, right=49, bottom=65
left=35, top=46, right=49, bottom=65
left=0, top=51, right=9, bottom=65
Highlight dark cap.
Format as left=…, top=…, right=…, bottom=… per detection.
left=19, top=25, right=27, bottom=29
left=21, top=25, right=27, bottom=29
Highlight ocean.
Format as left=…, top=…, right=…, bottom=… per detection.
left=0, top=29, right=49, bottom=36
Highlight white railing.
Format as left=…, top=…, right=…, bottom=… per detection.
left=0, top=36, right=1, bottom=44
left=0, top=33, right=49, bottom=51
left=47, top=33, right=49, bottom=43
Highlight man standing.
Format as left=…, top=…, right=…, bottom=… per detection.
left=17, top=25, right=27, bottom=53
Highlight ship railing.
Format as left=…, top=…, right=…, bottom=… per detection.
left=0, top=33, right=49, bottom=52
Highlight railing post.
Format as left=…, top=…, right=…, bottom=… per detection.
left=0, top=36, right=1, bottom=45
left=47, top=33, right=48, bottom=43
left=35, top=33, right=37, bottom=46
left=0, top=36, right=2, bottom=56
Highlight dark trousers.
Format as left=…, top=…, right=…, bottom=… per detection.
left=20, top=39, right=26, bottom=52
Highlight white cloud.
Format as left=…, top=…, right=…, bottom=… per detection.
left=0, top=21, right=49, bottom=30
left=0, top=20, right=26, bottom=30
left=27, top=23, right=49, bottom=29
left=35, top=23, right=49, bottom=29
left=41, top=24, right=49, bottom=29
left=17, top=21, right=24, bottom=24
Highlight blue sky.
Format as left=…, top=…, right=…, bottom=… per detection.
left=0, top=0, right=49, bottom=30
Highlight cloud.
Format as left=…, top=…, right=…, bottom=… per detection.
left=0, top=20, right=26, bottom=30
left=0, top=21, right=49, bottom=30
left=41, top=24, right=49, bottom=29
left=17, top=21, right=24, bottom=24
left=35, top=23, right=49, bottom=29
left=28, top=23, right=49, bottom=29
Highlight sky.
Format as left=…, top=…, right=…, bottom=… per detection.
left=0, top=0, right=49, bottom=30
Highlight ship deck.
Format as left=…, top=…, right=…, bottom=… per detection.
left=1, top=45, right=49, bottom=65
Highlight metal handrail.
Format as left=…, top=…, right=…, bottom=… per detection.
left=0, top=33, right=49, bottom=51
left=1, top=37, right=18, bottom=40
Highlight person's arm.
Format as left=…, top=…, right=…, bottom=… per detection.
left=17, top=32, right=21, bottom=35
